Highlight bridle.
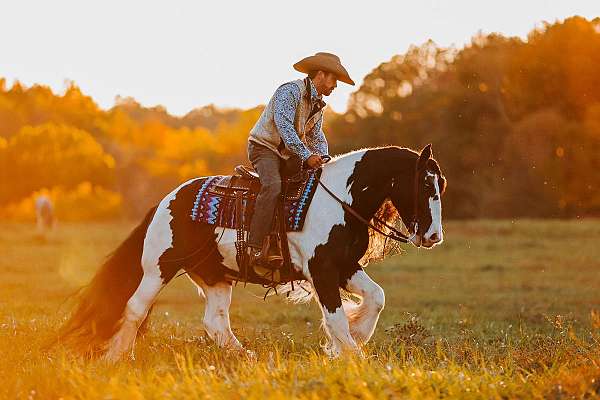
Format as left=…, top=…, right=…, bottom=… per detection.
left=315, top=156, right=424, bottom=245
left=409, top=161, right=423, bottom=235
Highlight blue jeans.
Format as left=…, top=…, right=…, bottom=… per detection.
left=247, top=141, right=282, bottom=249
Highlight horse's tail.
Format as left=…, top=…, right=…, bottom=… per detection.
left=56, top=206, right=157, bottom=354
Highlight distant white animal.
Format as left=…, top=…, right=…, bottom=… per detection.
left=35, top=195, right=55, bottom=234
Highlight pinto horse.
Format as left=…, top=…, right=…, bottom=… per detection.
left=58, top=145, right=446, bottom=361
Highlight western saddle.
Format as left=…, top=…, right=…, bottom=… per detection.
left=211, top=164, right=309, bottom=287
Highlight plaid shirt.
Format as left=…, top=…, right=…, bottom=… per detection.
left=272, top=79, right=328, bottom=161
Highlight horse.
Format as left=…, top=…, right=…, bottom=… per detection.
left=58, top=144, right=446, bottom=361
left=35, top=194, right=55, bottom=236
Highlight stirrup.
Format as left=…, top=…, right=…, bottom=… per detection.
left=256, top=233, right=283, bottom=267
left=248, top=249, right=283, bottom=270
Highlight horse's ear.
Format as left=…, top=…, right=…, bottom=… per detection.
left=417, top=144, right=432, bottom=170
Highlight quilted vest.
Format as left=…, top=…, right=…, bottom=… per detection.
left=248, top=79, right=323, bottom=160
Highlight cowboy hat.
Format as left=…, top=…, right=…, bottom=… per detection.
left=293, top=52, right=355, bottom=86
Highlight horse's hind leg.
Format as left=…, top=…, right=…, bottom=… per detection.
left=104, top=206, right=176, bottom=362
left=188, top=273, right=243, bottom=350
left=103, top=265, right=166, bottom=362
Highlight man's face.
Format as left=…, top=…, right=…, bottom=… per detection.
left=315, top=71, right=338, bottom=96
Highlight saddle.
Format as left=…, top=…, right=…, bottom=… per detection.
left=190, top=165, right=321, bottom=286
left=208, top=165, right=311, bottom=202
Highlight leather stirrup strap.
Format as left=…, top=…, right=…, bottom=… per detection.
left=234, top=190, right=248, bottom=281
left=278, top=190, right=294, bottom=286
left=316, top=179, right=410, bottom=243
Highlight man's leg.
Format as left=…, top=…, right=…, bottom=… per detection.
left=247, top=142, right=282, bottom=252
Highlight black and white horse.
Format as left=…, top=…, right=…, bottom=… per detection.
left=59, top=145, right=446, bottom=361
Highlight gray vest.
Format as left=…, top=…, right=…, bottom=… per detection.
left=249, top=79, right=323, bottom=160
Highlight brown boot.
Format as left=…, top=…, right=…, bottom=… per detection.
left=247, top=245, right=283, bottom=282
left=247, top=246, right=265, bottom=269
left=259, top=235, right=284, bottom=267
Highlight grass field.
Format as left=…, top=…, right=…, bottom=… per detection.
left=1, top=219, right=600, bottom=399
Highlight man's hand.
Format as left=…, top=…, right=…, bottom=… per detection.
left=306, top=154, right=324, bottom=169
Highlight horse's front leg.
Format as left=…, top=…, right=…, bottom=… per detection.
left=310, top=262, right=360, bottom=357
left=342, top=267, right=385, bottom=345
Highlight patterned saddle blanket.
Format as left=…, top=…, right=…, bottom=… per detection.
left=190, top=167, right=321, bottom=232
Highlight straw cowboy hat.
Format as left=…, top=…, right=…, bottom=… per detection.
left=293, top=52, right=355, bottom=86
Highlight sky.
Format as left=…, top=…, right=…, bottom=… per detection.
left=1, top=1, right=598, bottom=115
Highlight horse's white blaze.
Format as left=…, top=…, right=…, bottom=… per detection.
left=322, top=306, right=360, bottom=357
left=344, top=270, right=385, bottom=344
left=424, top=174, right=443, bottom=244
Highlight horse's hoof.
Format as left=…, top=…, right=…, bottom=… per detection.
left=244, top=349, right=257, bottom=361
left=102, top=350, right=122, bottom=364
left=230, top=346, right=255, bottom=360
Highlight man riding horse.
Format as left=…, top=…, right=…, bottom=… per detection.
left=57, top=53, right=447, bottom=362
left=246, top=52, right=355, bottom=272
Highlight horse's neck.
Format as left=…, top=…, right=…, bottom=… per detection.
left=320, top=150, right=368, bottom=204
left=320, top=149, right=396, bottom=222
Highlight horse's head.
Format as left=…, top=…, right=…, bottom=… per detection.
left=391, top=144, right=447, bottom=249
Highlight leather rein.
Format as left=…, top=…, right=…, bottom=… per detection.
left=314, top=159, right=422, bottom=245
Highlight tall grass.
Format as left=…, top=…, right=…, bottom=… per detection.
left=1, top=219, right=599, bottom=398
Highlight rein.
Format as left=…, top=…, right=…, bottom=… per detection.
left=409, top=161, right=421, bottom=235
left=314, top=153, right=425, bottom=244
left=315, top=177, right=414, bottom=244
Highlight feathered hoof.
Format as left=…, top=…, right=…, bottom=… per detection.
left=102, top=348, right=127, bottom=364
left=102, top=339, right=133, bottom=364
left=322, top=342, right=364, bottom=359
left=225, top=343, right=254, bottom=360
left=102, top=320, right=138, bottom=363
left=243, top=349, right=257, bottom=361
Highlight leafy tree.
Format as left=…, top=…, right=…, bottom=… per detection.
left=0, top=123, right=115, bottom=204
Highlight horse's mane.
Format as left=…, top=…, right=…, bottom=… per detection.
left=327, top=145, right=419, bottom=163
left=326, top=146, right=418, bottom=265
left=359, top=200, right=402, bottom=265
left=327, top=145, right=443, bottom=265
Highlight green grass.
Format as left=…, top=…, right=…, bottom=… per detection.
left=1, top=219, right=600, bottom=398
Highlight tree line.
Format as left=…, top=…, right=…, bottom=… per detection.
left=0, top=16, right=598, bottom=220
